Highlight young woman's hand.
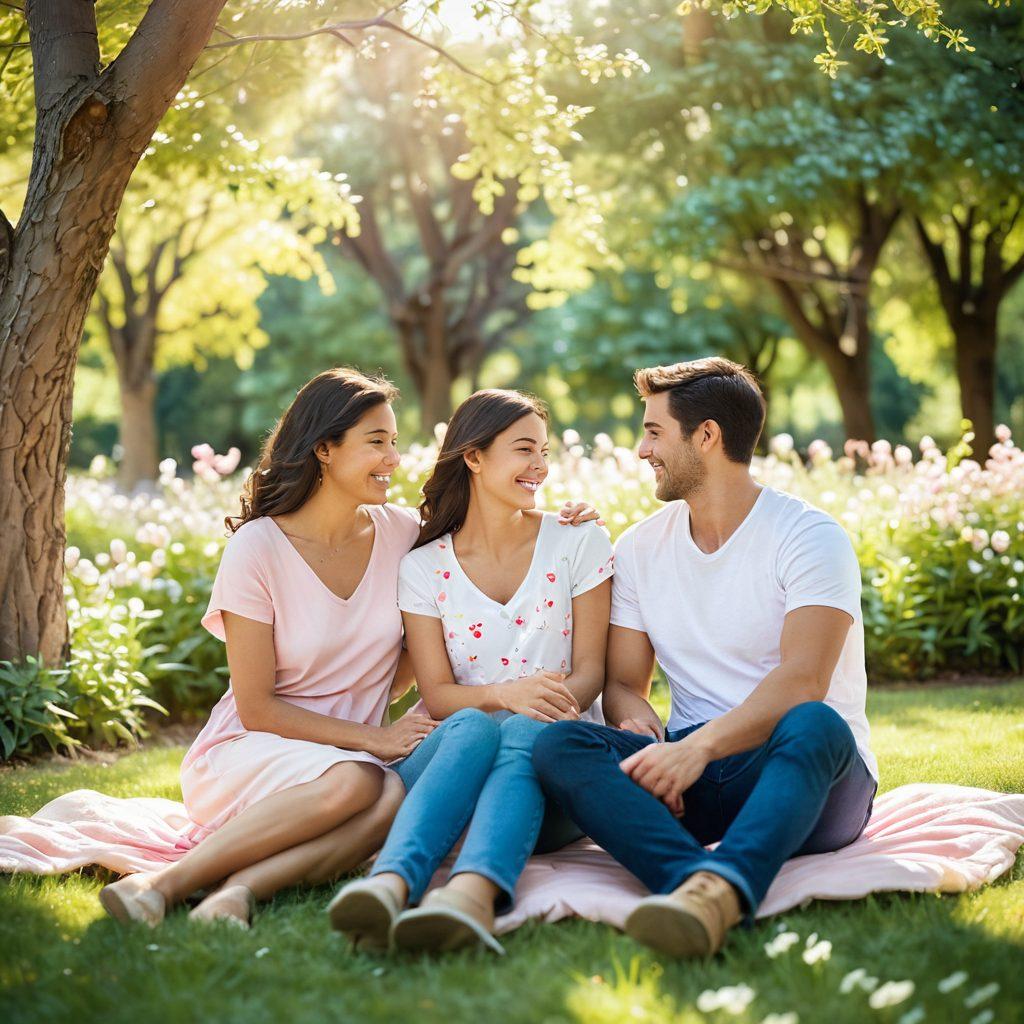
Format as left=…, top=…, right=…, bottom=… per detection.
left=369, top=711, right=437, bottom=761
left=499, top=671, right=580, bottom=723
left=557, top=500, right=605, bottom=527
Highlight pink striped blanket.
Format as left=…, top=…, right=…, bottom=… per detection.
left=1, top=783, right=1021, bottom=930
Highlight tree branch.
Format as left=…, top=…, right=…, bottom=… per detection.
left=108, top=0, right=227, bottom=145
left=24, top=0, right=100, bottom=113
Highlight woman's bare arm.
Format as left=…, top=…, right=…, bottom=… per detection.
left=224, top=612, right=433, bottom=760
left=561, top=579, right=612, bottom=713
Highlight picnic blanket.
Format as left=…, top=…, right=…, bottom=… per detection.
left=2, top=783, right=1022, bottom=929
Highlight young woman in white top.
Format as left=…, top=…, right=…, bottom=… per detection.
left=329, top=389, right=613, bottom=953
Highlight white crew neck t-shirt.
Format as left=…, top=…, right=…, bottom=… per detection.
left=398, top=514, right=614, bottom=724
left=611, top=486, right=877, bottom=778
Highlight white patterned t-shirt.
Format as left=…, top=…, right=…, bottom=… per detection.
left=398, top=514, right=614, bottom=722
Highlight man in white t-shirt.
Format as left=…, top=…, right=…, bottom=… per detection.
left=533, top=357, right=877, bottom=958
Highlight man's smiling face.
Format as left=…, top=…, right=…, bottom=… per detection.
left=637, top=391, right=706, bottom=502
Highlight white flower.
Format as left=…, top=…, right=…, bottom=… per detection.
left=75, top=559, right=100, bottom=587
left=762, top=1014, right=798, bottom=1024
left=64, top=546, right=81, bottom=570
left=963, top=982, right=999, bottom=1009
left=254, top=947, right=270, bottom=958
left=897, top=1007, right=925, bottom=1024
left=967, top=560, right=983, bottom=574
left=802, top=939, right=832, bottom=964
left=697, top=985, right=755, bottom=1015
left=203, top=541, right=220, bottom=559
left=937, top=971, right=968, bottom=993
left=990, top=530, right=1010, bottom=554
left=562, top=428, right=581, bottom=446
left=127, top=597, right=146, bottom=617
left=109, top=538, right=128, bottom=564
left=764, top=931, right=800, bottom=958
left=770, top=433, right=794, bottom=455
left=840, top=969, right=867, bottom=994
left=995, top=423, right=1011, bottom=443
left=869, top=981, right=915, bottom=1009
left=969, top=1012, right=994, bottom=1024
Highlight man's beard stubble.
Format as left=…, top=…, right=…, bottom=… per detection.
left=655, top=444, right=706, bottom=503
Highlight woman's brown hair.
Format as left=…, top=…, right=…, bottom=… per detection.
left=227, top=368, right=398, bottom=533
left=416, top=389, right=548, bottom=549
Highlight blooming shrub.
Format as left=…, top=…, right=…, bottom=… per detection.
left=4, top=430, right=1020, bottom=756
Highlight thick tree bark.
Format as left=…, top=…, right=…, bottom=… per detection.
left=0, top=0, right=226, bottom=664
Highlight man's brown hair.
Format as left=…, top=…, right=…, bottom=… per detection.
left=634, top=357, right=766, bottom=464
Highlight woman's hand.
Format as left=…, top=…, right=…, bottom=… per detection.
left=557, top=500, right=605, bottom=527
left=369, top=711, right=437, bottom=761
left=499, top=671, right=581, bottom=723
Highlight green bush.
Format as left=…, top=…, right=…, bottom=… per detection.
left=5, top=427, right=1021, bottom=758
left=0, top=657, right=79, bottom=759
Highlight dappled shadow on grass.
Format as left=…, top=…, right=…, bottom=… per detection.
left=2, top=854, right=1022, bottom=1024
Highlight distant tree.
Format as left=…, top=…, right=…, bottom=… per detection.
left=899, top=1, right=1024, bottom=444
left=89, top=159, right=355, bottom=490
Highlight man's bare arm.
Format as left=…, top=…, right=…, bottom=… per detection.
left=603, top=624, right=663, bottom=737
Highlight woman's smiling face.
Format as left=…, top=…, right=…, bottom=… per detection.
left=319, top=402, right=401, bottom=505
left=470, top=412, right=550, bottom=511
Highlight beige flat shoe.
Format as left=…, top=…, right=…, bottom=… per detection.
left=391, top=888, right=505, bottom=956
left=327, top=877, right=402, bottom=952
left=99, top=876, right=167, bottom=928
left=188, top=885, right=255, bottom=929
left=624, top=870, right=742, bottom=958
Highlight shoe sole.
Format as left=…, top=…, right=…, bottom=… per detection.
left=391, top=906, right=505, bottom=956
left=624, top=897, right=715, bottom=958
left=99, top=885, right=132, bottom=925
left=327, top=888, right=393, bottom=950
left=99, top=885, right=162, bottom=928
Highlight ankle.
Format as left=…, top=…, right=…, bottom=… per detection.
left=372, top=872, right=409, bottom=906
left=445, top=872, right=498, bottom=910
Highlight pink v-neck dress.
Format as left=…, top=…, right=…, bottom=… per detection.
left=179, top=504, right=420, bottom=833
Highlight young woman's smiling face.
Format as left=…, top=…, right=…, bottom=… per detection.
left=471, top=412, right=549, bottom=511
left=318, top=402, right=400, bottom=505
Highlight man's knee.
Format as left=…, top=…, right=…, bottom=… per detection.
left=531, top=720, right=593, bottom=780
left=774, top=702, right=855, bottom=760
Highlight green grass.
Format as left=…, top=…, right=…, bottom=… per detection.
left=3, top=682, right=1023, bottom=1024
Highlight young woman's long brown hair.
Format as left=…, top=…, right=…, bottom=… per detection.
left=416, top=389, right=548, bottom=549
left=227, top=368, right=398, bottom=533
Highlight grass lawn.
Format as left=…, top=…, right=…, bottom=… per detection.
left=2, top=682, right=1022, bottom=1024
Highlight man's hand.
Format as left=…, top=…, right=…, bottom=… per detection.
left=619, top=732, right=713, bottom=816
left=619, top=716, right=664, bottom=741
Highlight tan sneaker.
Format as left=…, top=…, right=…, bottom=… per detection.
left=624, top=871, right=742, bottom=957
left=391, top=887, right=505, bottom=955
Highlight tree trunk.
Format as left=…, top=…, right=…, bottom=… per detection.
left=0, top=0, right=226, bottom=665
left=0, top=115, right=129, bottom=665
left=828, top=347, right=876, bottom=444
left=117, top=373, right=159, bottom=491
left=952, top=313, right=998, bottom=446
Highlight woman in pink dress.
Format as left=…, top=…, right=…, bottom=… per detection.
left=98, top=368, right=438, bottom=926
left=94, top=368, right=598, bottom=928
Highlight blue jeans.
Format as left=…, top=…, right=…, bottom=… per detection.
left=531, top=701, right=877, bottom=918
left=371, top=711, right=579, bottom=910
